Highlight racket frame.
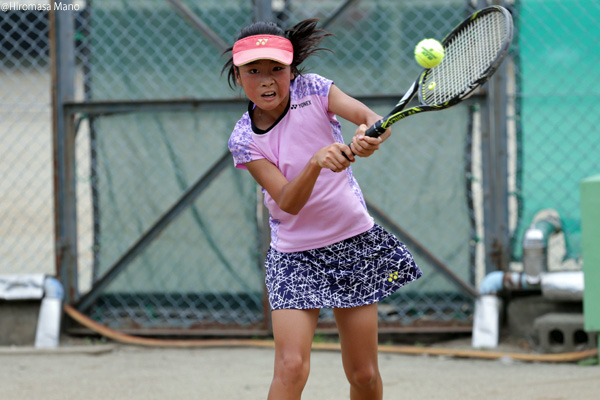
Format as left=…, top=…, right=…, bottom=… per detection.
left=363, top=5, right=514, bottom=138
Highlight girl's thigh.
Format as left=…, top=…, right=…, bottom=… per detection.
left=271, top=308, right=320, bottom=355
left=333, top=303, right=380, bottom=367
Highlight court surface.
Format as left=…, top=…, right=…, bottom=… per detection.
left=1, top=342, right=599, bottom=399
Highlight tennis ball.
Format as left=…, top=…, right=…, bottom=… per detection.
left=414, top=39, right=445, bottom=69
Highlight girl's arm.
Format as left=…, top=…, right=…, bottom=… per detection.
left=244, top=85, right=384, bottom=215
left=328, top=84, right=391, bottom=157
left=245, top=142, right=353, bottom=215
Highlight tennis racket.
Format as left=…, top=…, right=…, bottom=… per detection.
left=347, top=5, right=513, bottom=154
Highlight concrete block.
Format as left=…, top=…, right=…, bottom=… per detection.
left=534, top=312, right=598, bottom=353
left=0, top=300, right=40, bottom=346
left=506, top=294, right=581, bottom=340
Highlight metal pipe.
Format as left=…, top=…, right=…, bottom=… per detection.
left=522, top=215, right=562, bottom=280
left=253, top=0, right=273, bottom=22
left=474, top=269, right=583, bottom=349
left=478, top=269, right=584, bottom=299
left=479, top=270, right=539, bottom=295
left=542, top=271, right=584, bottom=302
left=50, top=1, right=79, bottom=303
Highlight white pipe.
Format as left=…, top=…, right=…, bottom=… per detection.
left=472, top=294, right=502, bottom=348
left=473, top=212, right=578, bottom=349
left=472, top=271, right=539, bottom=348
left=34, top=277, right=64, bottom=348
left=473, top=270, right=584, bottom=349
left=541, top=271, right=584, bottom=302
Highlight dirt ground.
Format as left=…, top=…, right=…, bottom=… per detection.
left=1, top=337, right=599, bottom=400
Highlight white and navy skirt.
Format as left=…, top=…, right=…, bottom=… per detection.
left=265, top=224, right=422, bottom=310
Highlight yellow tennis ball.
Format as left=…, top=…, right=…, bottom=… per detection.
left=414, top=39, right=445, bottom=69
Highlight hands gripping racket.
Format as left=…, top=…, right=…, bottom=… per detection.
left=347, top=6, right=513, bottom=153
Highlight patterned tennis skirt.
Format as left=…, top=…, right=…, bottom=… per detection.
left=265, top=224, right=422, bottom=310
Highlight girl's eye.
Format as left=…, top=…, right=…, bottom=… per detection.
left=248, top=69, right=259, bottom=74
left=273, top=66, right=283, bottom=71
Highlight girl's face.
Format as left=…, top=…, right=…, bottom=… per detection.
left=236, top=59, right=294, bottom=115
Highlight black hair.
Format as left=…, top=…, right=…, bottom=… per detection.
left=221, top=18, right=333, bottom=89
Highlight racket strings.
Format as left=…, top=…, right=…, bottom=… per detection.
left=423, top=11, right=509, bottom=106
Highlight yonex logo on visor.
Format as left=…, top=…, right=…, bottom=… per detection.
left=233, top=35, right=294, bottom=66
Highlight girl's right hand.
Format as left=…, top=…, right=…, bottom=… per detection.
left=312, top=143, right=354, bottom=172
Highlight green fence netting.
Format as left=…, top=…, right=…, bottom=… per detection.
left=512, top=0, right=600, bottom=263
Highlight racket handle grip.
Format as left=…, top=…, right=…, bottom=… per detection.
left=365, top=119, right=386, bottom=137
left=342, top=119, right=386, bottom=161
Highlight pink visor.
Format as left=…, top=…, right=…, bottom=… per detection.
left=232, top=35, right=293, bottom=66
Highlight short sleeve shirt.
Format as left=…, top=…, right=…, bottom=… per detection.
left=228, top=73, right=374, bottom=252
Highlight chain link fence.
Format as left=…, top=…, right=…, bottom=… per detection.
left=1, top=6, right=55, bottom=275
left=510, top=0, right=600, bottom=271
left=2, top=0, right=598, bottom=336
left=69, top=0, right=478, bottom=334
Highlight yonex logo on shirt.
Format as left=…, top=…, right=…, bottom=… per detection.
left=256, top=39, right=268, bottom=45
left=291, top=100, right=312, bottom=110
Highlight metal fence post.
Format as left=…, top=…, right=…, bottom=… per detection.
left=484, top=59, right=511, bottom=273
left=50, top=3, right=78, bottom=303
left=254, top=0, right=273, bottom=22
left=480, top=0, right=511, bottom=274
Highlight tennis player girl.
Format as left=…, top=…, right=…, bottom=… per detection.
left=224, top=18, right=422, bottom=400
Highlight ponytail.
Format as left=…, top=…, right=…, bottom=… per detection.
left=285, top=18, right=334, bottom=77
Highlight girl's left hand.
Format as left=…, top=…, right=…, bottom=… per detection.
left=350, top=124, right=384, bottom=157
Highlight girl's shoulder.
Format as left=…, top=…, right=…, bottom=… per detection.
left=228, top=112, right=255, bottom=167
left=234, top=111, right=252, bottom=129
left=291, top=73, right=333, bottom=99
left=229, top=112, right=253, bottom=145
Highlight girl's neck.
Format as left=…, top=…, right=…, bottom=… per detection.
left=251, top=95, right=290, bottom=131
left=252, top=107, right=277, bottom=130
